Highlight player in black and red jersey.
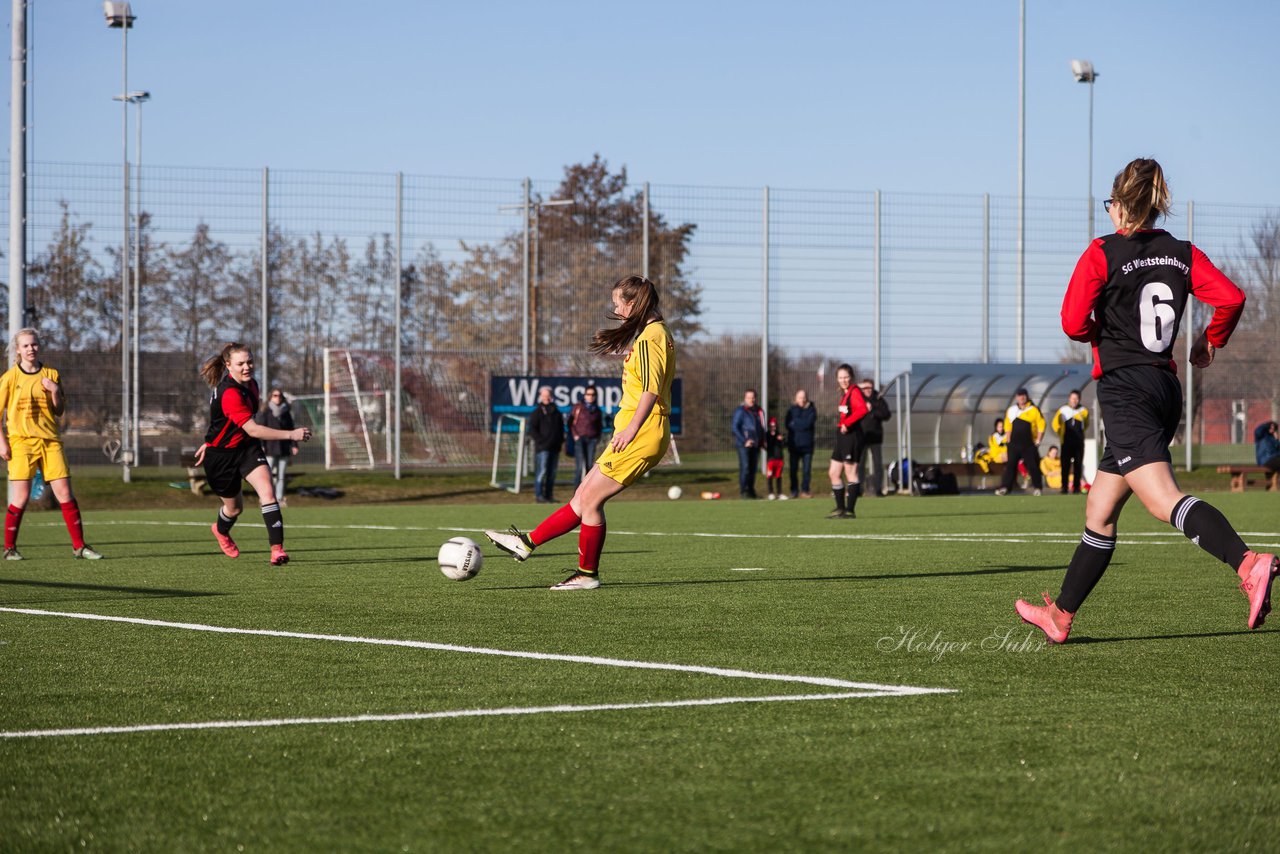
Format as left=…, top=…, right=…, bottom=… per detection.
left=1017, top=158, right=1277, bottom=642
left=826, top=363, right=868, bottom=519
left=194, top=343, right=312, bottom=565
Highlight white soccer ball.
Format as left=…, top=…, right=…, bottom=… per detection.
left=667, top=485, right=683, bottom=500
left=438, top=537, right=483, bottom=581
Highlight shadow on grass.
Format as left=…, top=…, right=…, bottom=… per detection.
left=1068, top=628, right=1279, bottom=644
left=0, top=578, right=224, bottom=598
left=479, top=563, right=1045, bottom=591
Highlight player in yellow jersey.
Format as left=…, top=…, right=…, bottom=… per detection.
left=0, top=328, right=103, bottom=560
left=486, top=275, right=675, bottom=590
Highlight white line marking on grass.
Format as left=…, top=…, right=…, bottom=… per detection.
left=730, top=567, right=767, bottom=572
left=0, top=691, right=909, bottom=740
left=0, top=607, right=952, bottom=695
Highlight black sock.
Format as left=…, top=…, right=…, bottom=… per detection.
left=846, top=482, right=861, bottom=516
left=216, top=509, right=237, bottom=536
left=1057, top=528, right=1116, bottom=612
left=261, top=502, right=284, bottom=547
left=832, top=486, right=846, bottom=512
left=1171, top=496, right=1248, bottom=571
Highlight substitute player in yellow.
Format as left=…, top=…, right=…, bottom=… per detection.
left=486, top=275, right=675, bottom=590
left=0, top=328, right=103, bottom=560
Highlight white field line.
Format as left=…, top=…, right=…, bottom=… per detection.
left=37, top=519, right=1280, bottom=544
left=1, top=692, right=895, bottom=740
left=0, top=607, right=952, bottom=739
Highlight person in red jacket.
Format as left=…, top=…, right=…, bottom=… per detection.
left=826, top=363, right=868, bottom=519
left=1016, top=158, right=1276, bottom=642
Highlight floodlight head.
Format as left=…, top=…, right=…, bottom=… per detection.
left=131, top=91, right=151, bottom=103
left=1070, top=59, right=1097, bottom=83
left=104, top=1, right=135, bottom=28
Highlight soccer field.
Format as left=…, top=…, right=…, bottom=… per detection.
left=2, top=494, right=1277, bottom=851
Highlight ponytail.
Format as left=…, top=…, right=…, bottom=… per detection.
left=1110, top=157, right=1171, bottom=236
left=589, top=275, right=663, bottom=356
left=200, top=342, right=249, bottom=387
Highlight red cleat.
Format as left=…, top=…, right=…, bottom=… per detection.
left=1238, top=551, right=1278, bottom=629
left=211, top=523, right=239, bottom=558
left=1015, top=593, right=1074, bottom=644
left=270, top=544, right=290, bottom=566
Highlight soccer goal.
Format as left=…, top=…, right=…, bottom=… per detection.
left=490, top=414, right=528, bottom=493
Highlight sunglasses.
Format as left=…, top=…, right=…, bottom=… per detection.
left=1103, top=199, right=1114, bottom=212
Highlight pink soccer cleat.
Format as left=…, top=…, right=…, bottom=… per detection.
left=1015, top=593, right=1074, bottom=644
left=270, top=544, right=290, bottom=566
left=1238, top=551, right=1278, bottom=630
left=211, top=524, right=239, bottom=558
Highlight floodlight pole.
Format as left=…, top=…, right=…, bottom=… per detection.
left=106, top=1, right=136, bottom=482
left=9, top=0, right=26, bottom=351
left=1016, top=0, right=1026, bottom=363
left=1071, top=60, right=1099, bottom=240
left=394, top=171, right=402, bottom=480
left=499, top=190, right=572, bottom=377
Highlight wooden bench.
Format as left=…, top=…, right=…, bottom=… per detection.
left=180, top=451, right=207, bottom=496
left=1217, top=465, right=1278, bottom=493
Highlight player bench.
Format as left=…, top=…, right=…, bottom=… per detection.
left=1216, top=465, right=1278, bottom=493
left=935, top=462, right=1008, bottom=491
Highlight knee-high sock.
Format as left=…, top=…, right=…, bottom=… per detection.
left=59, top=499, right=85, bottom=550
left=261, top=502, right=284, bottom=547
left=216, top=508, right=238, bottom=536
left=1171, top=496, right=1248, bottom=571
left=845, top=482, right=862, bottom=515
left=1056, top=528, right=1116, bottom=612
left=831, top=486, right=846, bottom=512
left=530, top=502, right=581, bottom=546
left=5, top=504, right=24, bottom=550
left=578, top=522, right=606, bottom=574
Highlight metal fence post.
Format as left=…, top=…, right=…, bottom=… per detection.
left=261, top=166, right=269, bottom=400
left=642, top=182, right=650, bottom=279
left=982, top=193, right=990, bottom=363
left=394, top=171, right=402, bottom=480
left=873, top=189, right=882, bottom=386
left=761, top=185, right=770, bottom=417
left=521, top=177, right=530, bottom=376
left=1185, top=199, right=1195, bottom=471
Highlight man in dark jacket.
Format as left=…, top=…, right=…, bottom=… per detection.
left=785, top=389, right=817, bottom=498
left=732, top=389, right=766, bottom=499
left=1256, top=421, right=1280, bottom=473
left=857, top=380, right=892, bottom=496
left=529, top=386, right=564, bottom=503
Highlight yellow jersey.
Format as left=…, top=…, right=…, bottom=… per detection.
left=619, top=320, right=675, bottom=416
left=0, top=363, right=62, bottom=440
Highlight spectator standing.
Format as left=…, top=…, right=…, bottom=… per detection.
left=254, top=388, right=298, bottom=506
left=857, top=379, right=892, bottom=496
left=995, top=388, right=1045, bottom=496
left=785, top=389, right=817, bottom=498
left=732, top=389, right=766, bottom=499
left=1052, top=389, right=1090, bottom=493
left=765, top=417, right=787, bottom=500
left=529, top=386, right=564, bottom=504
left=1255, top=421, right=1280, bottom=473
left=569, top=387, right=604, bottom=488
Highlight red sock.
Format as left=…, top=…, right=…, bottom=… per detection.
left=530, top=502, right=582, bottom=546
left=578, top=522, right=606, bottom=573
left=60, top=499, right=85, bottom=550
left=5, top=504, right=24, bottom=550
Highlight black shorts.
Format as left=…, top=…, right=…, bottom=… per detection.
left=203, top=442, right=269, bottom=498
left=831, top=429, right=865, bottom=464
left=1096, top=365, right=1181, bottom=476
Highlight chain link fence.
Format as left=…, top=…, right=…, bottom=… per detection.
left=4, top=160, right=1277, bottom=468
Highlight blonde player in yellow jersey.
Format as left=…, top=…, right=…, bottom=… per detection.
left=0, top=328, right=102, bottom=560
left=486, top=275, right=674, bottom=590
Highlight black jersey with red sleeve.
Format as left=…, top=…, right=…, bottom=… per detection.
left=204, top=375, right=260, bottom=449
left=1061, top=229, right=1245, bottom=379
left=837, top=385, right=869, bottom=430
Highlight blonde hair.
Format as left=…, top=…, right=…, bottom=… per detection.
left=589, top=275, right=663, bottom=356
left=1111, top=158, right=1172, bottom=236
left=200, top=342, right=250, bottom=387
left=8, top=327, right=38, bottom=365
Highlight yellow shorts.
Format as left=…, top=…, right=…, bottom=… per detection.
left=8, top=436, right=70, bottom=482
left=596, top=409, right=670, bottom=487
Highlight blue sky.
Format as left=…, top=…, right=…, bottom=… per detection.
left=14, top=0, right=1280, bottom=204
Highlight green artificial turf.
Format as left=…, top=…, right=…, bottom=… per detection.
left=1, top=493, right=1277, bottom=851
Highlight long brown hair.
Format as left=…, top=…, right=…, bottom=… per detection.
left=1111, top=157, right=1171, bottom=236
left=200, top=342, right=250, bottom=387
left=589, top=275, right=662, bottom=356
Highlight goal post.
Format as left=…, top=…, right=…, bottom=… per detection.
left=490, top=414, right=528, bottom=493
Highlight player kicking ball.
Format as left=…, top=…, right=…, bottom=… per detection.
left=486, top=275, right=676, bottom=590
